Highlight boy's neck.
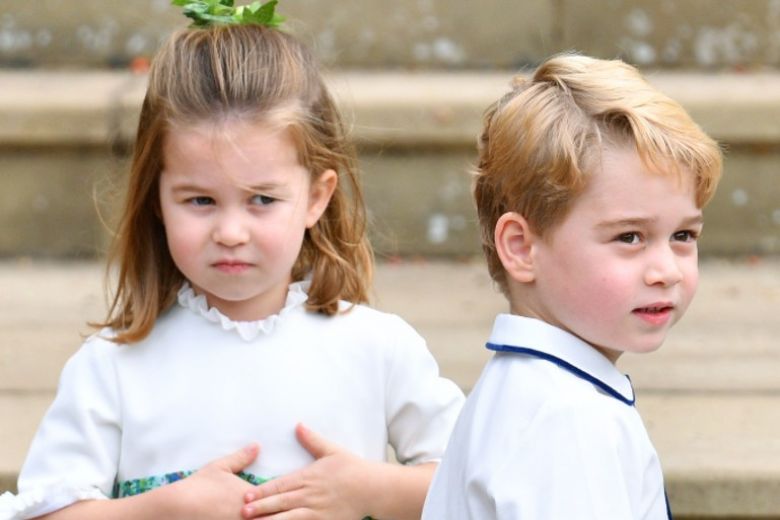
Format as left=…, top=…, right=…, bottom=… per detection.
left=506, top=302, right=623, bottom=365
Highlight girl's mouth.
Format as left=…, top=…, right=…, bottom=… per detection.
left=213, top=261, right=252, bottom=274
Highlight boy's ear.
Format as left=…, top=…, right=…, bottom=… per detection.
left=495, top=212, right=537, bottom=284
left=306, top=169, right=338, bottom=228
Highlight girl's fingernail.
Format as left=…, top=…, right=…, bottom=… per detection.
left=245, top=492, right=255, bottom=502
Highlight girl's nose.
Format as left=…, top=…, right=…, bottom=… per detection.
left=212, top=211, right=250, bottom=247
left=644, top=246, right=684, bottom=287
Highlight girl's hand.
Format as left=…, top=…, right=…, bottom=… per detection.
left=241, top=424, right=371, bottom=519
left=37, top=445, right=262, bottom=520
left=170, top=443, right=260, bottom=520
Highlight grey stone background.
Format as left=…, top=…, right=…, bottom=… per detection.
left=1, top=1, right=780, bottom=258
left=4, top=1, right=780, bottom=70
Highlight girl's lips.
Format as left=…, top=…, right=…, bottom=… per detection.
left=632, top=304, right=674, bottom=325
left=213, top=261, right=252, bottom=274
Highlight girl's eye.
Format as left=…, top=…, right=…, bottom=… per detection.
left=189, top=196, right=214, bottom=206
left=673, top=230, right=699, bottom=242
left=250, top=194, right=275, bottom=206
left=616, top=232, right=641, bottom=245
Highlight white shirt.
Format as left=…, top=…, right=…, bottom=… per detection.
left=422, top=314, right=671, bottom=520
left=1, top=282, right=464, bottom=519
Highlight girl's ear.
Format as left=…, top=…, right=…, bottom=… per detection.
left=495, top=212, right=537, bottom=284
left=305, top=169, right=338, bottom=228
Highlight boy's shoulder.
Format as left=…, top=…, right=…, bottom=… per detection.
left=478, top=349, right=633, bottom=425
left=464, top=314, right=644, bottom=441
left=456, top=350, right=656, bottom=481
left=430, top=345, right=666, bottom=520
left=484, top=314, right=635, bottom=402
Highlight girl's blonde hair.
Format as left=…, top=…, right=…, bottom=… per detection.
left=98, top=24, right=373, bottom=344
left=474, top=53, right=723, bottom=294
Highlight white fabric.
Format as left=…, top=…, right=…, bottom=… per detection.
left=422, top=314, right=670, bottom=520
left=2, top=281, right=464, bottom=519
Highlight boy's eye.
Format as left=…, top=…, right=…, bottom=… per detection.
left=250, top=194, right=275, bottom=206
left=672, top=230, right=699, bottom=242
left=189, top=196, right=214, bottom=206
left=616, top=232, right=641, bottom=244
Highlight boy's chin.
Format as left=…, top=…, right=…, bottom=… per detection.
left=593, top=338, right=666, bottom=362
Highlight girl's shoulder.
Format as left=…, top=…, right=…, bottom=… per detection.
left=48, top=328, right=129, bottom=400
left=329, top=301, right=421, bottom=336
left=73, top=328, right=123, bottom=359
left=302, top=302, right=431, bottom=360
left=66, top=320, right=169, bottom=369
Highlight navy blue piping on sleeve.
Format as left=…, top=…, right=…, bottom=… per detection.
left=486, top=343, right=636, bottom=406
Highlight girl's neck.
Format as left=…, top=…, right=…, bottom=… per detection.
left=192, top=282, right=291, bottom=322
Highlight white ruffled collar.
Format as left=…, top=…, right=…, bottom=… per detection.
left=176, top=281, right=310, bottom=342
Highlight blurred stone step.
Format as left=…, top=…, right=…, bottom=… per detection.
left=2, top=258, right=779, bottom=393
left=1, top=258, right=779, bottom=519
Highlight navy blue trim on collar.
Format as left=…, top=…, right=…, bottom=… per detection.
left=486, top=342, right=636, bottom=406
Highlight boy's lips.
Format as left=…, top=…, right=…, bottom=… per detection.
left=632, top=302, right=675, bottom=325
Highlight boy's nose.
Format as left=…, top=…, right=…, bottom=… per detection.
left=644, top=246, right=684, bottom=287
left=212, top=211, right=250, bottom=247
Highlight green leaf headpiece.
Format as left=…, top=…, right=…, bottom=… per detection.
left=171, top=0, right=285, bottom=29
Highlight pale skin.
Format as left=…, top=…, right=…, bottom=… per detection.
left=495, top=144, right=701, bottom=364
left=35, top=122, right=436, bottom=520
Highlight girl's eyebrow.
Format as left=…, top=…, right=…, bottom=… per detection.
left=168, top=182, right=211, bottom=193
left=167, top=181, right=286, bottom=193
left=246, top=182, right=285, bottom=192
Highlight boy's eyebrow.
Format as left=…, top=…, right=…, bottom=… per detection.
left=596, top=214, right=704, bottom=229
left=680, top=214, right=705, bottom=226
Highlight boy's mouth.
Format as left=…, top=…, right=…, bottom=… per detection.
left=632, top=303, right=675, bottom=324
left=634, top=304, right=674, bottom=313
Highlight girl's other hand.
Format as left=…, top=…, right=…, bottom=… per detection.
left=241, top=424, right=371, bottom=519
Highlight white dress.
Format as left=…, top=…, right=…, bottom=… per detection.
left=1, top=282, right=465, bottom=519
left=422, top=314, right=672, bottom=520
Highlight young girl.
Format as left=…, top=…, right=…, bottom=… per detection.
left=0, top=7, right=463, bottom=520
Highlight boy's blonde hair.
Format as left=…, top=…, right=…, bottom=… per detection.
left=474, top=54, right=722, bottom=294
left=98, top=25, right=372, bottom=343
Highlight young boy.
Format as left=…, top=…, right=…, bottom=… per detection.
left=422, top=54, right=722, bottom=519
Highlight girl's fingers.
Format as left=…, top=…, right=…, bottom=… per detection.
left=245, top=473, right=302, bottom=503
left=242, top=488, right=307, bottom=518
left=218, top=443, right=260, bottom=473
left=295, top=423, right=338, bottom=459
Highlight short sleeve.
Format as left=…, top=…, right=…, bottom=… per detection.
left=383, top=317, right=464, bottom=465
left=2, top=336, right=122, bottom=519
left=484, top=398, right=652, bottom=519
